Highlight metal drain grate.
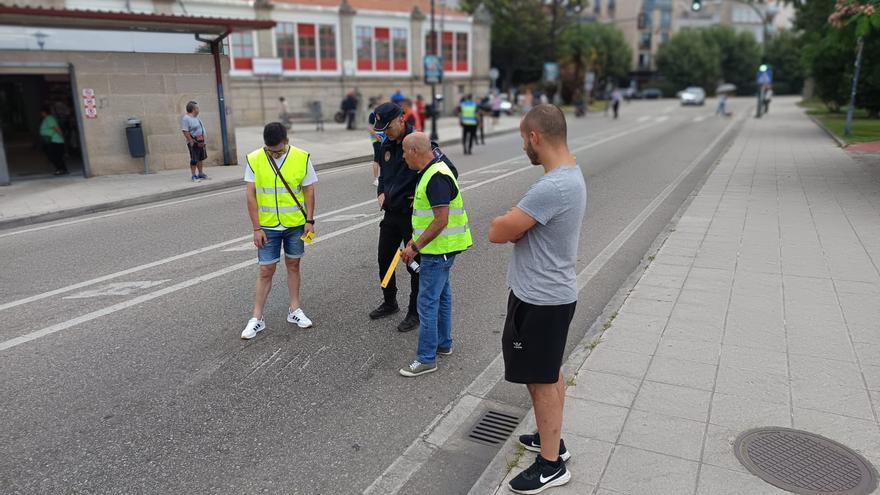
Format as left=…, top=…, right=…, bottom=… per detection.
left=734, top=427, right=878, bottom=495
left=467, top=410, right=521, bottom=446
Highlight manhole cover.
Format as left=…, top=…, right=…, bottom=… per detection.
left=467, top=410, right=520, bottom=446
left=734, top=427, right=878, bottom=495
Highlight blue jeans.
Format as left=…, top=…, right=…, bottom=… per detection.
left=416, top=254, right=456, bottom=364
left=257, top=226, right=305, bottom=265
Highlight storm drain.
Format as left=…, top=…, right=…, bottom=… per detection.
left=734, top=427, right=878, bottom=495
left=467, top=410, right=521, bottom=446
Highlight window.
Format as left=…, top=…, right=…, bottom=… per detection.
left=230, top=32, right=254, bottom=70
left=455, top=32, right=468, bottom=71
left=392, top=28, right=407, bottom=71
left=639, top=32, right=651, bottom=50
left=442, top=31, right=454, bottom=71
left=638, top=52, right=652, bottom=69
left=660, top=10, right=672, bottom=29
left=425, top=30, right=469, bottom=72
left=356, top=26, right=409, bottom=72
left=275, top=22, right=337, bottom=72
left=356, top=26, right=373, bottom=70
left=607, top=0, right=616, bottom=15
left=319, top=24, right=337, bottom=70
left=594, top=0, right=601, bottom=14
left=375, top=28, right=390, bottom=71
left=660, top=31, right=670, bottom=44
left=425, top=30, right=438, bottom=56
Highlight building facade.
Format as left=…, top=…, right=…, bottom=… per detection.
left=211, top=0, right=492, bottom=126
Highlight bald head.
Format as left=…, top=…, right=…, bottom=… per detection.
left=402, top=132, right=434, bottom=171
left=403, top=132, right=431, bottom=153
left=521, top=104, right=567, bottom=145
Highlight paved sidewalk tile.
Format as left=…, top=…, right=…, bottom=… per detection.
left=472, top=99, right=880, bottom=495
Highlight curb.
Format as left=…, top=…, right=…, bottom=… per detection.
left=467, top=113, right=746, bottom=495
left=807, top=114, right=848, bottom=148
left=0, top=126, right=520, bottom=232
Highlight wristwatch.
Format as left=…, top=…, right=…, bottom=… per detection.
left=411, top=243, right=420, bottom=253
left=305, top=219, right=315, bottom=225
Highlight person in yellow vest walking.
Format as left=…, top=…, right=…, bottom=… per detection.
left=458, top=95, right=479, bottom=155
left=399, top=132, right=472, bottom=377
left=241, top=122, right=318, bottom=339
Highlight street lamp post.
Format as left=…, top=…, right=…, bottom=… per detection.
left=430, top=0, right=439, bottom=141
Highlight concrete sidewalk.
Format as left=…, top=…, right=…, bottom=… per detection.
left=0, top=115, right=519, bottom=230
left=471, top=98, right=880, bottom=495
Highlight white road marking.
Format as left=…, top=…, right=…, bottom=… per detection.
left=362, top=113, right=744, bottom=495
left=323, top=213, right=378, bottom=222
left=637, top=116, right=651, bottom=123
left=655, top=116, right=670, bottom=123
left=222, top=243, right=255, bottom=252
left=663, top=105, right=674, bottom=113
left=0, top=120, right=662, bottom=353
left=63, top=280, right=170, bottom=299
left=0, top=148, right=574, bottom=313
left=0, top=189, right=240, bottom=239
left=693, top=115, right=709, bottom=123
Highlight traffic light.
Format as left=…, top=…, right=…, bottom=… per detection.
left=691, top=0, right=702, bottom=11
left=759, top=64, right=768, bottom=72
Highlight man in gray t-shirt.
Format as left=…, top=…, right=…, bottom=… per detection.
left=489, top=104, right=586, bottom=494
left=181, top=101, right=208, bottom=182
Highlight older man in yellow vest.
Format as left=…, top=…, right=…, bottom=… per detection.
left=399, top=132, right=472, bottom=377
left=241, top=122, right=317, bottom=339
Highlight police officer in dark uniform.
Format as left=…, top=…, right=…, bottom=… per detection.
left=369, top=102, right=421, bottom=332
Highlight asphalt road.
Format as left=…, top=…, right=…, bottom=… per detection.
left=0, top=99, right=748, bottom=494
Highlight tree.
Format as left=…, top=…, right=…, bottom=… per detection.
left=656, top=30, right=721, bottom=93
left=558, top=23, right=632, bottom=102
left=460, top=0, right=587, bottom=90
left=700, top=26, right=761, bottom=96
left=764, top=31, right=806, bottom=95
left=797, top=0, right=880, bottom=115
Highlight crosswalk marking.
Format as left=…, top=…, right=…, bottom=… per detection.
left=64, top=280, right=170, bottom=299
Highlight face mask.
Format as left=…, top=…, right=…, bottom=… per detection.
left=264, top=145, right=288, bottom=160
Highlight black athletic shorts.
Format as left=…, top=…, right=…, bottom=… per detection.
left=188, top=142, right=207, bottom=165
left=502, top=291, right=577, bottom=384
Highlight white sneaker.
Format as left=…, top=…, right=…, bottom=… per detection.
left=241, top=317, right=265, bottom=340
left=287, top=308, right=313, bottom=328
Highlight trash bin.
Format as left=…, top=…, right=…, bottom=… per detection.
left=125, top=118, right=146, bottom=158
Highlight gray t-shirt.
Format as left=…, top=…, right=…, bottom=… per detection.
left=181, top=114, right=205, bottom=138
left=507, top=165, right=587, bottom=306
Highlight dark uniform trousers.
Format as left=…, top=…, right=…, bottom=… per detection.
left=378, top=210, right=420, bottom=315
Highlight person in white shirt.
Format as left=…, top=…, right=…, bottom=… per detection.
left=241, top=122, right=318, bottom=339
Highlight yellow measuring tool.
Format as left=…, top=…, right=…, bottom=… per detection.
left=380, top=249, right=402, bottom=288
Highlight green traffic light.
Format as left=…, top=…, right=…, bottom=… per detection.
left=691, top=0, right=702, bottom=10
left=759, top=64, right=768, bottom=72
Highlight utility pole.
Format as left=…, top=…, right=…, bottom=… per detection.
left=844, top=37, right=864, bottom=137
left=430, top=0, right=439, bottom=141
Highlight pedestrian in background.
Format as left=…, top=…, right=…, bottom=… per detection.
left=457, top=95, right=479, bottom=155
left=611, top=89, right=622, bottom=119
left=716, top=93, right=731, bottom=117
left=181, top=101, right=208, bottom=182
left=491, top=91, right=503, bottom=125
left=391, top=89, right=406, bottom=106
left=763, top=85, right=773, bottom=114
left=399, top=132, right=472, bottom=377
left=489, top=104, right=587, bottom=494
left=369, top=102, right=421, bottom=333
left=39, top=105, right=68, bottom=176
left=402, top=99, right=423, bottom=131
left=241, top=122, right=317, bottom=340
left=342, top=91, right=358, bottom=130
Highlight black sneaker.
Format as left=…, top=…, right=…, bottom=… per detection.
left=369, top=302, right=400, bottom=320
left=437, top=346, right=453, bottom=356
left=509, top=455, right=570, bottom=494
left=397, top=313, right=419, bottom=333
left=518, top=433, right=571, bottom=462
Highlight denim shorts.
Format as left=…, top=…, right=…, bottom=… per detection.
left=257, top=226, right=305, bottom=265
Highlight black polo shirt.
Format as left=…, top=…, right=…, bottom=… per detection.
left=376, top=124, right=418, bottom=214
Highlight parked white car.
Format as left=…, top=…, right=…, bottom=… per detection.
left=679, top=87, right=706, bottom=106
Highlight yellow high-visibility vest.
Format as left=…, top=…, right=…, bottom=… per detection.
left=247, top=146, right=309, bottom=228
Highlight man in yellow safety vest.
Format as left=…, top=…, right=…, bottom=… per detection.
left=241, top=122, right=318, bottom=340
left=399, top=132, right=473, bottom=377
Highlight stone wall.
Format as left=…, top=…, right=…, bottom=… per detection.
left=229, top=76, right=491, bottom=127
left=0, top=50, right=238, bottom=176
